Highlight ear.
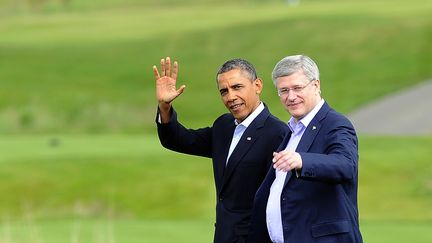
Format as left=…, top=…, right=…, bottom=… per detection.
left=254, top=78, right=263, bottom=94
left=314, top=79, right=321, bottom=95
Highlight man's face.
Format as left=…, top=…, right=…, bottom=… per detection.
left=217, top=69, right=262, bottom=123
left=276, top=71, right=321, bottom=121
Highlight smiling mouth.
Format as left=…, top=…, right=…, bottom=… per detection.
left=288, top=102, right=301, bottom=108
left=230, top=103, right=243, bottom=111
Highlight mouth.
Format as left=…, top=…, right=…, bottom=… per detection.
left=288, top=102, right=302, bottom=108
left=229, top=103, right=243, bottom=112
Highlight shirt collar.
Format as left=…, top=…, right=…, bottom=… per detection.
left=234, top=102, right=264, bottom=127
left=288, top=99, right=325, bottom=132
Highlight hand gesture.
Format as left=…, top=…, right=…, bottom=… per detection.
left=153, top=57, right=186, bottom=108
left=272, top=150, right=303, bottom=172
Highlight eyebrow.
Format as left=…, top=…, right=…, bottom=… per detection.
left=231, top=83, right=243, bottom=88
left=219, top=82, right=243, bottom=90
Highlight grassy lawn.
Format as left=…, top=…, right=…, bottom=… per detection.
left=0, top=135, right=215, bottom=219
left=0, top=0, right=431, bottom=242
left=0, top=134, right=431, bottom=242
left=0, top=0, right=431, bottom=133
left=0, top=219, right=432, bottom=243
left=0, top=218, right=214, bottom=243
left=361, top=220, right=432, bottom=243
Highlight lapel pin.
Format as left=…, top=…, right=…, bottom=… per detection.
left=312, top=126, right=316, bottom=130
left=247, top=137, right=252, bottom=141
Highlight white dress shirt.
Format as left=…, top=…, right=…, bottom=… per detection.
left=226, top=102, right=264, bottom=164
left=266, top=99, right=324, bottom=243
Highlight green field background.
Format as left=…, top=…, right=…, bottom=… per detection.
left=1, top=0, right=431, bottom=242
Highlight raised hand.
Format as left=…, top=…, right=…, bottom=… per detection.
left=153, top=57, right=186, bottom=107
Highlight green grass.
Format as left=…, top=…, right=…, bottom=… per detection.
left=0, top=0, right=283, bottom=13
left=361, top=220, right=432, bottom=243
left=358, top=136, right=432, bottom=220
left=1, top=219, right=432, bottom=243
left=0, top=0, right=431, bottom=242
left=0, top=135, right=431, bottom=242
left=0, top=0, right=431, bottom=133
left=0, top=135, right=215, bottom=219
left=0, top=219, right=214, bottom=243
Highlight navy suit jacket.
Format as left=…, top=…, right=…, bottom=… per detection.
left=248, top=102, right=363, bottom=243
left=157, top=105, right=287, bottom=243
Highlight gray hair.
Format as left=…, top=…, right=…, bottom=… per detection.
left=271, top=55, right=319, bottom=85
left=216, top=58, right=257, bottom=81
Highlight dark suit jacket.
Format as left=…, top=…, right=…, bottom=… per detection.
left=156, top=105, right=287, bottom=243
left=248, top=102, right=363, bottom=243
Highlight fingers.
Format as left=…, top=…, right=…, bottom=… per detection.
left=158, top=57, right=177, bottom=78
left=272, top=151, right=302, bottom=172
left=273, top=157, right=291, bottom=172
left=165, top=57, right=171, bottom=77
left=177, top=85, right=186, bottom=95
left=272, top=151, right=287, bottom=170
left=172, top=61, right=178, bottom=80
left=160, top=58, right=165, bottom=76
left=153, top=65, right=160, bottom=80
left=272, top=151, right=286, bottom=171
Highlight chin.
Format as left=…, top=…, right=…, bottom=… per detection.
left=290, top=112, right=303, bottom=120
left=235, top=115, right=246, bottom=122
left=235, top=117, right=245, bottom=122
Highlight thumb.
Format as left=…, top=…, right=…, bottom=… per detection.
left=177, top=85, right=186, bottom=95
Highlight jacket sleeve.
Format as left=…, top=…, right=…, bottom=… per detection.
left=299, top=118, right=358, bottom=183
left=156, top=107, right=212, bottom=158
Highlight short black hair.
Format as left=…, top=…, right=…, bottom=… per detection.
left=216, top=58, right=257, bottom=81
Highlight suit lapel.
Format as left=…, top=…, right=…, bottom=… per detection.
left=222, top=125, right=258, bottom=184
left=220, top=106, right=270, bottom=191
left=283, top=102, right=331, bottom=186
left=295, top=123, right=321, bottom=153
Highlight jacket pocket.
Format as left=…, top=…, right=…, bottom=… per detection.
left=311, top=220, right=350, bottom=238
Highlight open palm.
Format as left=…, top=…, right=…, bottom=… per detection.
left=153, top=57, right=185, bottom=105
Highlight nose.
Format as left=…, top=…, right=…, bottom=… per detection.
left=286, top=89, right=297, bottom=102
left=226, top=90, right=237, bottom=102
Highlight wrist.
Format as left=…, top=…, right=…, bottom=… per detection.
left=158, top=102, right=171, bottom=112
left=158, top=102, right=172, bottom=123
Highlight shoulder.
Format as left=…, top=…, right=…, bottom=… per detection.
left=267, top=112, right=285, bottom=124
left=257, top=110, right=288, bottom=137
left=213, top=113, right=234, bottom=126
left=325, top=108, right=354, bottom=128
left=318, top=106, right=357, bottom=138
left=242, top=104, right=287, bottom=132
left=316, top=102, right=353, bottom=127
left=262, top=106, right=287, bottom=129
left=266, top=113, right=287, bottom=130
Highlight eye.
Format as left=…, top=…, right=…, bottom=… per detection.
left=233, top=84, right=242, bottom=90
left=279, top=88, right=289, bottom=94
left=219, top=89, right=227, bottom=96
left=293, top=86, right=303, bottom=92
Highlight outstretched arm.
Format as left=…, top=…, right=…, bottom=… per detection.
left=153, top=57, right=186, bottom=123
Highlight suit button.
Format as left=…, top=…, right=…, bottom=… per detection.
left=219, top=198, right=223, bottom=201
left=282, top=197, right=286, bottom=201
